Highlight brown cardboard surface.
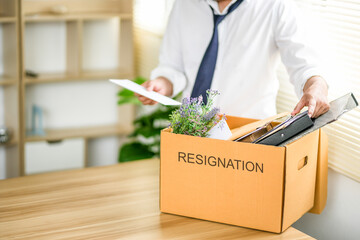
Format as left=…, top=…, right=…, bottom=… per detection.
left=160, top=115, right=326, bottom=233
left=225, top=115, right=258, bottom=129
left=309, top=129, right=328, bottom=214
left=160, top=131, right=286, bottom=232
left=282, top=130, right=319, bottom=231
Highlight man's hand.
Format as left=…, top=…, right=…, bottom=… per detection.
left=136, top=77, right=173, bottom=105
left=292, top=76, right=330, bottom=118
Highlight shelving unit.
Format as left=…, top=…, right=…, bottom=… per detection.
left=0, top=0, right=136, bottom=177
left=0, top=0, right=20, bottom=178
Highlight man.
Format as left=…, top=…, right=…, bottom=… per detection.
left=137, top=0, right=329, bottom=119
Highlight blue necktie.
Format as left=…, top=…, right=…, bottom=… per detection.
left=191, top=0, right=244, bottom=103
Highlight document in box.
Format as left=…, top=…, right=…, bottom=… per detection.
left=110, top=79, right=181, bottom=106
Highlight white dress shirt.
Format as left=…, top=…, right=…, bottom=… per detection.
left=151, top=0, right=324, bottom=119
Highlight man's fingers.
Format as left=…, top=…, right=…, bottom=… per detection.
left=307, top=98, right=316, bottom=117
left=138, top=95, right=158, bottom=105
left=136, top=81, right=156, bottom=104
left=312, top=101, right=330, bottom=118
left=138, top=95, right=149, bottom=104
left=313, top=102, right=326, bottom=118
left=292, top=99, right=305, bottom=116
left=142, top=81, right=151, bottom=88
left=144, top=99, right=157, bottom=105
left=312, top=106, right=323, bottom=118
left=292, top=96, right=321, bottom=118
left=138, top=95, right=146, bottom=101
left=144, top=81, right=155, bottom=92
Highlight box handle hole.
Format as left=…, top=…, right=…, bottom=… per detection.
left=298, top=156, right=308, bottom=170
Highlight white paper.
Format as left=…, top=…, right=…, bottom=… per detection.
left=110, top=79, right=181, bottom=106
left=207, top=118, right=232, bottom=140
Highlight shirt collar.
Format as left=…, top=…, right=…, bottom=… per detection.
left=203, top=0, right=248, bottom=15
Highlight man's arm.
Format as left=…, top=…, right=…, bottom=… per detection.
left=274, top=0, right=329, bottom=117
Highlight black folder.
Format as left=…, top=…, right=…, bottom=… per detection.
left=254, top=111, right=314, bottom=146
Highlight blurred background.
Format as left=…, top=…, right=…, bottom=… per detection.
left=0, top=0, right=359, bottom=239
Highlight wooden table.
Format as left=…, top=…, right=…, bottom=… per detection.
left=0, top=159, right=314, bottom=239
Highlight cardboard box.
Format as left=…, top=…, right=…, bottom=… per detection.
left=160, top=115, right=327, bottom=233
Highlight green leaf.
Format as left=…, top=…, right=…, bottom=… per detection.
left=117, top=97, right=142, bottom=105
left=134, top=126, right=163, bottom=138
left=119, top=142, right=155, bottom=162
left=134, top=76, right=147, bottom=85
left=134, top=114, right=154, bottom=127
left=117, top=89, right=134, bottom=97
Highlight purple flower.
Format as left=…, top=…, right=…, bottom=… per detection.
left=198, top=95, right=203, bottom=104
left=203, top=107, right=220, bottom=122
left=190, top=97, right=197, bottom=104
left=182, top=97, right=190, bottom=105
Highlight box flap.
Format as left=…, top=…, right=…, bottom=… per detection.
left=225, top=115, right=258, bottom=129
left=309, top=129, right=328, bottom=214
left=281, top=130, right=319, bottom=231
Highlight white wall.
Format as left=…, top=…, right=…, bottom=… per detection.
left=82, top=19, right=119, bottom=71
left=25, top=81, right=120, bottom=130
left=294, top=169, right=360, bottom=240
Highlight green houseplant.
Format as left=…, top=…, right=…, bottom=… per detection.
left=117, top=77, right=177, bottom=162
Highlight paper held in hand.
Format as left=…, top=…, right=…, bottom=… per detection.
left=109, top=79, right=181, bottom=106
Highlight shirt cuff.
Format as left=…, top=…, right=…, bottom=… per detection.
left=294, top=68, right=328, bottom=99
left=150, top=66, right=187, bottom=98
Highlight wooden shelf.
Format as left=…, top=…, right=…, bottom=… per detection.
left=24, top=13, right=132, bottom=22
left=81, top=70, right=134, bottom=80
left=24, top=72, right=77, bottom=84
left=24, top=70, right=134, bottom=84
left=0, top=76, right=17, bottom=86
left=0, top=17, right=16, bottom=23
left=25, top=124, right=133, bottom=142
left=0, top=136, right=18, bottom=147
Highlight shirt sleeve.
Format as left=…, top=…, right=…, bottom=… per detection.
left=274, top=0, right=327, bottom=99
left=150, top=0, right=187, bottom=98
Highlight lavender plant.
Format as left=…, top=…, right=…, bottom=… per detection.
left=169, top=90, right=224, bottom=137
